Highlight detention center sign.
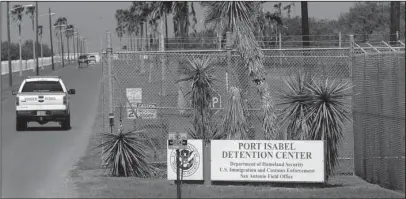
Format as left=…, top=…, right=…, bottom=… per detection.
left=210, top=140, right=325, bottom=182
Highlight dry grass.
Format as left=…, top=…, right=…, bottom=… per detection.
left=71, top=170, right=405, bottom=198
left=70, top=87, right=404, bottom=198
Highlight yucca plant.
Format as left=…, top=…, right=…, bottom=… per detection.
left=305, top=78, right=353, bottom=180
left=176, top=56, right=219, bottom=144
left=96, top=128, right=155, bottom=177
left=187, top=110, right=226, bottom=142
left=279, top=73, right=353, bottom=180
left=278, top=72, right=313, bottom=140
left=222, top=86, right=249, bottom=140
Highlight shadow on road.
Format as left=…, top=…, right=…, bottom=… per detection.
left=25, top=126, right=71, bottom=131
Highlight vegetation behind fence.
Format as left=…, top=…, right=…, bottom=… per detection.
left=101, top=47, right=354, bottom=176
left=100, top=32, right=405, bottom=193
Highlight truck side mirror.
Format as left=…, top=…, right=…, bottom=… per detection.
left=68, top=89, right=76, bottom=95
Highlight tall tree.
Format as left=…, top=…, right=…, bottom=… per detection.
left=115, top=9, right=126, bottom=49
left=38, top=25, right=43, bottom=59
left=11, top=5, right=25, bottom=76
left=202, top=2, right=279, bottom=139
left=54, top=17, right=67, bottom=67
left=151, top=2, right=172, bottom=49
left=129, top=3, right=144, bottom=50
left=66, top=24, right=74, bottom=63
left=26, top=6, right=37, bottom=62
left=283, top=2, right=295, bottom=18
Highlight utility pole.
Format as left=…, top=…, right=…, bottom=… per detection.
left=7, top=2, right=13, bottom=86
left=35, top=2, right=39, bottom=75
left=49, top=8, right=54, bottom=70
left=60, top=25, right=65, bottom=67
left=301, top=1, right=310, bottom=48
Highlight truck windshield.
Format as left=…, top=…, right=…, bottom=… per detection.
left=21, top=81, right=64, bottom=92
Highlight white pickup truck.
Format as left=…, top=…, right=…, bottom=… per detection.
left=12, top=76, right=76, bottom=131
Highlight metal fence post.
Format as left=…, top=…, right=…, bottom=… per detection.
left=279, top=32, right=282, bottom=66
left=226, top=31, right=232, bottom=92
left=107, top=30, right=114, bottom=133
left=349, top=34, right=356, bottom=176
left=217, top=32, right=221, bottom=50
left=349, top=35, right=354, bottom=79
left=339, top=32, right=342, bottom=48
left=396, top=30, right=399, bottom=41
left=100, top=35, right=106, bottom=167
left=160, top=23, right=166, bottom=96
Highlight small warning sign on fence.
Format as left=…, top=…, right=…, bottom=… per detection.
left=126, top=88, right=142, bottom=119
left=137, top=103, right=157, bottom=119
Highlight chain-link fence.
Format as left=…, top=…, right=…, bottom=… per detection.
left=117, top=32, right=405, bottom=51
left=101, top=32, right=355, bottom=178
left=352, top=49, right=405, bottom=192
left=101, top=30, right=405, bottom=188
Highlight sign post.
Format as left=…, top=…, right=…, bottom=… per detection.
left=168, top=132, right=187, bottom=199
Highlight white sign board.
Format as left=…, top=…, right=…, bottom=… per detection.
left=137, top=103, right=157, bottom=119
left=167, top=139, right=203, bottom=181
left=126, top=88, right=142, bottom=119
left=211, top=140, right=325, bottom=182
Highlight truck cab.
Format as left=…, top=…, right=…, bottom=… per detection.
left=12, top=76, right=75, bottom=131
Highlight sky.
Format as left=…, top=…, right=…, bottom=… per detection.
left=1, top=1, right=355, bottom=52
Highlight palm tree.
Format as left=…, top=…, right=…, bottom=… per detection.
left=129, top=2, right=144, bottom=51
left=25, top=6, right=37, bottom=63
left=65, top=24, right=74, bottom=63
left=116, top=26, right=124, bottom=49
left=142, top=2, right=154, bottom=51
left=202, top=2, right=279, bottom=139
left=149, top=16, right=159, bottom=50
left=54, top=17, right=67, bottom=67
left=11, top=5, right=25, bottom=76
left=115, top=9, right=125, bottom=49
left=172, top=2, right=190, bottom=48
left=151, top=2, right=196, bottom=49
left=150, top=2, right=172, bottom=96
left=25, top=6, right=36, bottom=65
left=150, top=1, right=172, bottom=49
left=38, top=25, right=43, bottom=66
left=129, top=3, right=143, bottom=51
left=283, top=2, right=295, bottom=18
left=120, top=9, right=133, bottom=50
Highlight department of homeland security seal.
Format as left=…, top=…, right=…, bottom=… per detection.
left=170, top=143, right=200, bottom=177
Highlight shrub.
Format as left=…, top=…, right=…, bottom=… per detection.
left=278, top=72, right=353, bottom=180
left=96, top=129, right=155, bottom=177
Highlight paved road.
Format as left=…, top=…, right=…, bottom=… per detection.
left=1, top=64, right=101, bottom=198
